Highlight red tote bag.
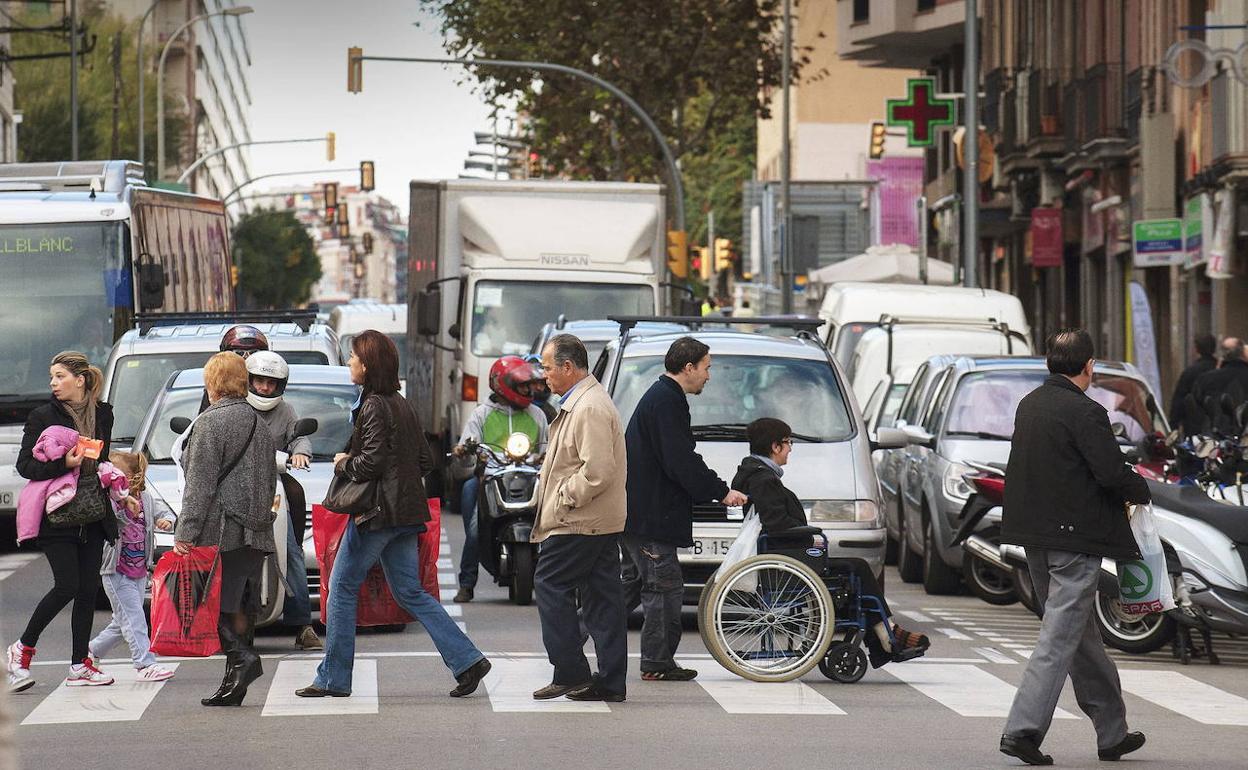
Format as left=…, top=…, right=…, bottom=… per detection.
left=149, top=547, right=223, bottom=657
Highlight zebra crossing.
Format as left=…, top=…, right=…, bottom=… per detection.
left=0, top=553, right=39, bottom=583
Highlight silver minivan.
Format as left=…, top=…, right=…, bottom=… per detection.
left=594, top=318, right=907, bottom=598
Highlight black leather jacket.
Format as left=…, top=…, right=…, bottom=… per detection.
left=335, top=392, right=435, bottom=532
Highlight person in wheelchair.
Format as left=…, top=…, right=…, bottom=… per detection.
left=732, top=418, right=929, bottom=668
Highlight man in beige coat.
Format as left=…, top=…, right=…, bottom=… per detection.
left=531, top=334, right=628, bottom=702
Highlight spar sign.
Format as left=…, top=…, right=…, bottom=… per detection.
left=1118, top=559, right=1165, bottom=614
left=1132, top=218, right=1185, bottom=267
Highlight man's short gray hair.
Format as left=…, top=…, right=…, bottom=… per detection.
left=1221, top=336, right=1245, bottom=363
left=546, top=333, right=588, bottom=371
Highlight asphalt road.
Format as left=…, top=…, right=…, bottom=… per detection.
left=4, top=513, right=1248, bottom=770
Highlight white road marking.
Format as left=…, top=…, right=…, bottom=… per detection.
left=1119, top=669, right=1248, bottom=726
left=437, top=558, right=453, bottom=569
left=1014, top=649, right=1033, bottom=659
left=456, top=621, right=468, bottom=633
left=442, top=604, right=463, bottom=617
left=883, top=663, right=1077, bottom=719
left=973, top=647, right=1017, bottom=665
left=262, top=659, right=378, bottom=716
left=483, top=658, right=611, bottom=713
left=695, top=666, right=844, bottom=715
left=21, top=663, right=180, bottom=725
left=896, top=610, right=936, bottom=623
left=938, top=627, right=973, bottom=641
left=438, top=573, right=457, bottom=587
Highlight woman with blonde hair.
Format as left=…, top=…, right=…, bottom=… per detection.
left=174, top=352, right=276, bottom=707
left=7, top=351, right=118, bottom=692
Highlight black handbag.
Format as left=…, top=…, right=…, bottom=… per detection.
left=322, top=396, right=392, bottom=515
left=45, top=471, right=109, bottom=528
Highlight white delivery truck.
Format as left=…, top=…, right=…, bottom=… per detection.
left=407, top=179, right=667, bottom=494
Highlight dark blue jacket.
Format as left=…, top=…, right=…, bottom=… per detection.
left=624, top=376, right=729, bottom=546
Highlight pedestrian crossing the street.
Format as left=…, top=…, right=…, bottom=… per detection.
left=21, top=663, right=182, bottom=725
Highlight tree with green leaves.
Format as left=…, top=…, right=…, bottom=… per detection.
left=234, top=210, right=322, bottom=310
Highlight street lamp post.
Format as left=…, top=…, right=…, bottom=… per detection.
left=156, top=5, right=253, bottom=182
left=136, top=0, right=161, bottom=167
left=177, top=136, right=332, bottom=185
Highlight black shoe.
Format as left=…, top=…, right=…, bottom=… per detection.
left=1098, top=732, right=1145, bottom=761
left=641, top=667, right=697, bottom=681
left=1000, top=735, right=1054, bottom=766
left=202, top=616, right=263, bottom=707
left=532, top=680, right=591, bottom=700
left=449, top=658, right=491, bottom=698
left=566, top=681, right=626, bottom=703
left=453, top=587, right=473, bottom=603
left=295, top=685, right=351, bottom=698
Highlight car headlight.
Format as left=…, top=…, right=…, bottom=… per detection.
left=505, top=432, right=532, bottom=460
left=805, top=500, right=880, bottom=528
left=943, top=462, right=976, bottom=503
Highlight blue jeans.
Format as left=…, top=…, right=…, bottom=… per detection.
left=458, top=477, right=480, bottom=590
left=90, top=573, right=157, bottom=669
left=314, top=520, right=484, bottom=693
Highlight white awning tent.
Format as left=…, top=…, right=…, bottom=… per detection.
left=807, top=244, right=957, bottom=286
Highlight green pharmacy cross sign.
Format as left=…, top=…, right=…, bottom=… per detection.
left=886, top=77, right=956, bottom=147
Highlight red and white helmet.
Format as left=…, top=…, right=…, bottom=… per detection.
left=488, top=356, right=543, bottom=409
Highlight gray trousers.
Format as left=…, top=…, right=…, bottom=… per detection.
left=1004, top=548, right=1129, bottom=750
left=621, top=534, right=684, bottom=673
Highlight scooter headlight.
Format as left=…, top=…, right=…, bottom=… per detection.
left=505, top=432, right=532, bottom=460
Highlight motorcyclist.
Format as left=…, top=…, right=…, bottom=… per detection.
left=198, top=325, right=271, bottom=413
left=245, top=351, right=322, bottom=651
left=450, top=356, right=548, bottom=603
left=523, top=353, right=559, bottom=422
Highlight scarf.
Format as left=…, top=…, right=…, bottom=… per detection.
left=751, top=453, right=784, bottom=478
left=63, top=397, right=98, bottom=474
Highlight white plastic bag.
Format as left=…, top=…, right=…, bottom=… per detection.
left=1117, top=503, right=1176, bottom=614
left=713, top=507, right=761, bottom=592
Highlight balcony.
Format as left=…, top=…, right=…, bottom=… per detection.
left=1080, top=63, right=1130, bottom=163
left=1024, top=69, right=1065, bottom=159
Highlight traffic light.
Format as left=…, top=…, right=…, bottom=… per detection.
left=336, top=202, right=349, bottom=238
left=326, top=131, right=336, bottom=162
left=362, top=232, right=374, bottom=254
left=359, top=160, right=375, bottom=192
left=347, top=47, right=363, bottom=93
left=528, top=151, right=541, bottom=178
left=230, top=264, right=239, bottom=288
left=869, top=121, right=886, bottom=159
left=324, top=182, right=338, bottom=222
left=699, top=245, right=712, bottom=282
left=666, top=229, right=688, bottom=279
left=714, top=238, right=732, bottom=272
left=690, top=246, right=710, bottom=282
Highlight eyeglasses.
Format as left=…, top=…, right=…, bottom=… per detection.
left=780, top=438, right=794, bottom=446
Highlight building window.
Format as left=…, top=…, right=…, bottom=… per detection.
left=918, top=0, right=936, bottom=11
left=853, top=0, right=869, bottom=23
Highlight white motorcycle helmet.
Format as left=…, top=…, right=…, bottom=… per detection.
left=245, top=351, right=289, bottom=412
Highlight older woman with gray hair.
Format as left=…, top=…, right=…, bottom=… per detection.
left=174, top=352, right=277, bottom=707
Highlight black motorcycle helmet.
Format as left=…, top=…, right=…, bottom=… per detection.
left=220, top=324, right=270, bottom=357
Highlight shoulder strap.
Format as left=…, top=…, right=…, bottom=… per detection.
left=217, top=410, right=259, bottom=487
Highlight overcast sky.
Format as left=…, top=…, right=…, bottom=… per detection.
left=245, top=1, right=497, bottom=211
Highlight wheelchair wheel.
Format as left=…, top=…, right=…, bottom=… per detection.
left=696, top=574, right=716, bottom=642
left=818, top=642, right=868, bottom=683
left=701, top=554, right=835, bottom=682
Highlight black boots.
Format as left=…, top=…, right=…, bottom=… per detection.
left=201, top=614, right=263, bottom=707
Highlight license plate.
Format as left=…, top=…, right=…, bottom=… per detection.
left=0, top=491, right=11, bottom=509
left=679, top=537, right=735, bottom=561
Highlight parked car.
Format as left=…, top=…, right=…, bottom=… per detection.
left=891, top=356, right=1167, bottom=596
left=136, top=365, right=358, bottom=624
left=103, top=312, right=341, bottom=450
left=595, top=316, right=907, bottom=600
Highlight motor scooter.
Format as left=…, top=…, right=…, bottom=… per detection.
left=463, top=433, right=542, bottom=605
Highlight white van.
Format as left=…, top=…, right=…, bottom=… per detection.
left=329, top=301, right=407, bottom=378
left=819, top=283, right=1031, bottom=368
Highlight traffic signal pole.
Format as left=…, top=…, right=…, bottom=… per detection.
left=962, top=0, right=979, bottom=288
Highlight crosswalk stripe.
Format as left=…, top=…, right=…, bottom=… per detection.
left=262, top=660, right=378, bottom=716
left=882, top=664, right=1077, bottom=719
left=1119, top=669, right=1248, bottom=726
left=938, top=627, right=972, bottom=640
left=442, top=604, right=463, bottom=617
left=896, top=610, right=935, bottom=623
left=696, top=666, right=844, bottom=715
left=483, top=658, right=611, bottom=712
left=438, top=573, right=457, bottom=587
left=21, top=663, right=180, bottom=725
left=973, top=648, right=1017, bottom=665
left=437, top=558, right=453, bottom=569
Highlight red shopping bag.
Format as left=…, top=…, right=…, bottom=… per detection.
left=419, top=498, right=442, bottom=602
left=312, top=501, right=442, bottom=626
left=149, top=547, right=222, bottom=657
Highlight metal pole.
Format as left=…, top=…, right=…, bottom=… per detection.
left=707, top=209, right=715, bottom=285
left=780, top=0, right=793, bottom=312
left=222, top=167, right=357, bottom=205
left=137, top=0, right=161, bottom=167
left=177, top=137, right=330, bottom=185
left=962, top=0, right=979, bottom=288
left=360, top=54, right=685, bottom=233
left=69, top=0, right=78, bottom=160
left=917, top=195, right=929, bottom=285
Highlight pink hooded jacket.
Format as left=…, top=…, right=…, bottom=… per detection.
left=15, top=426, right=128, bottom=544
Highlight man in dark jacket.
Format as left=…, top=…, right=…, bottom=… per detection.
left=623, top=336, right=746, bottom=681
left=999, top=329, right=1150, bottom=766
left=1168, top=333, right=1216, bottom=435
left=1192, top=337, right=1248, bottom=435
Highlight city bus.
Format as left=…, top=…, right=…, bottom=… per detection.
left=0, top=160, right=234, bottom=518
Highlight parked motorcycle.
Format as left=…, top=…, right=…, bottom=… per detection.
left=949, top=461, right=1016, bottom=605
left=464, top=433, right=542, bottom=606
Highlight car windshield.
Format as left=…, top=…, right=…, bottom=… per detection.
left=833, top=322, right=878, bottom=368
left=879, top=382, right=909, bottom=427
left=0, top=222, right=127, bottom=407
left=471, top=281, right=653, bottom=357
left=141, top=382, right=356, bottom=463
left=613, top=354, right=854, bottom=441
left=110, top=350, right=329, bottom=443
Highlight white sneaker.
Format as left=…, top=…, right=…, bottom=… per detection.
left=65, top=659, right=114, bottom=687
left=6, top=641, right=33, bottom=677
left=135, top=664, right=175, bottom=682
left=7, top=670, right=35, bottom=694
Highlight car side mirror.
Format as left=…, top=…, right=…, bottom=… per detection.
left=293, top=418, right=318, bottom=439
left=870, top=427, right=908, bottom=451
left=901, top=425, right=936, bottom=449
left=415, top=290, right=441, bottom=337
left=138, top=259, right=166, bottom=311
left=169, top=417, right=191, bottom=435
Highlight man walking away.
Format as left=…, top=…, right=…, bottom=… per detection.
left=623, top=337, right=746, bottom=681
left=999, top=329, right=1150, bottom=766
left=1168, top=333, right=1216, bottom=436
left=1192, top=337, right=1248, bottom=435
left=531, top=334, right=628, bottom=702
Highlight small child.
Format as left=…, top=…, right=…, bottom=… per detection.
left=88, top=451, right=176, bottom=681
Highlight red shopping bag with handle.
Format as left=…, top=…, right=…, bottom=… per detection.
left=149, top=547, right=222, bottom=657
left=313, top=501, right=441, bottom=626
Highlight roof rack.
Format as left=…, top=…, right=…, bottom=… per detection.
left=876, top=313, right=1025, bottom=374
left=607, top=315, right=825, bottom=333
left=135, top=309, right=319, bottom=335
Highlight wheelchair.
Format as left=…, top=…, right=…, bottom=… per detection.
left=697, top=525, right=914, bottom=683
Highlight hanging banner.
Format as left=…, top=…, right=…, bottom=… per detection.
left=1184, top=195, right=1205, bottom=268
left=1208, top=188, right=1235, bottom=279
left=1031, top=207, right=1063, bottom=267
left=1128, top=282, right=1164, bottom=406
left=1132, top=218, right=1185, bottom=267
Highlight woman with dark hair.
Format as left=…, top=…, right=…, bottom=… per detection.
left=7, top=351, right=117, bottom=692
left=732, top=417, right=929, bottom=669
left=297, top=330, right=491, bottom=699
